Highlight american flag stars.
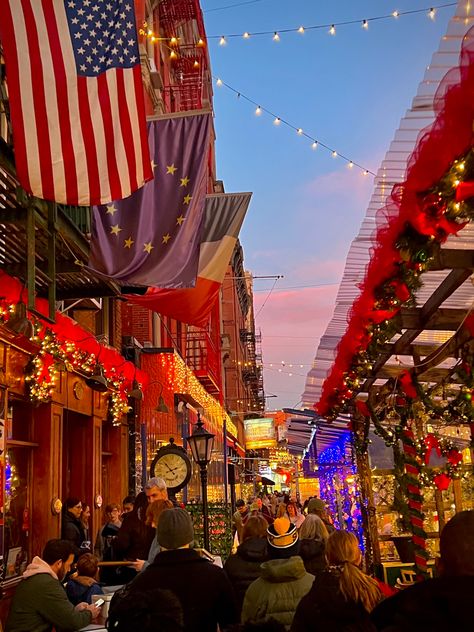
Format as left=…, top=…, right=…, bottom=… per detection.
left=66, top=0, right=139, bottom=77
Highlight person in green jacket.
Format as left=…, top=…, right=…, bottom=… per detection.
left=241, top=516, right=314, bottom=630
left=6, top=539, right=101, bottom=632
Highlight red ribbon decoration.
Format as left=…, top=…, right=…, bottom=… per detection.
left=455, top=180, right=474, bottom=201
left=424, top=434, right=441, bottom=465
left=447, top=449, right=463, bottom=467
left=399, top=371, right=418, bottom=399
left=433, top=473, right=451, bottom=491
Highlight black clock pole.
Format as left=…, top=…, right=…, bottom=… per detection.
left=199, top=463, right=210, bottom=551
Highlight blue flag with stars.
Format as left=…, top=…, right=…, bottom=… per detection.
left=88, top=112, right=212, bottom=287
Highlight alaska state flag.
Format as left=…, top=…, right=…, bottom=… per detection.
left=88, top=112, right=212, bottom=287
left=124, top=192, right=252, bottom=327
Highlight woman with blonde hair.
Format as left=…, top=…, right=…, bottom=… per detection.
left=298, top=514, right=328, bottom=575
left=291, top=530, right=381, bottom=631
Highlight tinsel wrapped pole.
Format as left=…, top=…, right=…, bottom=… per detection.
left=402, top=427, right=429, bottom=579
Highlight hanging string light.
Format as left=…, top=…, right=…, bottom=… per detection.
left=205, top=3, right=456, bottom=42
left=214, top=76, right=376, bottom=175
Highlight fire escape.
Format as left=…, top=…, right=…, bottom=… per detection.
left=186, top=327, right=221, bottom=397
left=240, top=327, right=265, bottom=413
left=158, top=0, right=209, bottom=112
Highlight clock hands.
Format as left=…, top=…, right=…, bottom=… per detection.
left=164, top=463, right=179, bottom=474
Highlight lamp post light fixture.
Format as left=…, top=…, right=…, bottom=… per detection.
left=186, top=412, right=215, bottom=551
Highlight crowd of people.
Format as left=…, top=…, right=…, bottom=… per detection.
left=4, top=482, right=474, bottom=632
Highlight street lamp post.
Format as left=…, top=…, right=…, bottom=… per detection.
left=186, top=413, right=215, bottom=552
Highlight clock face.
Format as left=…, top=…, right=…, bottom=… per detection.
left=154, top=452, right=190, bottom=490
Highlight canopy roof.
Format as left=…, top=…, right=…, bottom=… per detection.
left=302, top=4, right=474, bottom=438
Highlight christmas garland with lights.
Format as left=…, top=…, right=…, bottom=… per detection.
left=0, top=294, right=136, bottom=426
left=22, top=324, right=132, bottom=425
left=318, top=148, right=474, bottom=420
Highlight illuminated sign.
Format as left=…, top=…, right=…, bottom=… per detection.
left=244, top=417, right=276, bottom=450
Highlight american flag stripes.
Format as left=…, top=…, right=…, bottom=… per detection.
left=0, top=0, right=152, bottom=206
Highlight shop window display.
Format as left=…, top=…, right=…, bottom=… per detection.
left=0, top=400, right=33, bottom=580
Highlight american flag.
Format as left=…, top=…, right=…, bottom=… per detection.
left=0, top=0, right=152, bottom=206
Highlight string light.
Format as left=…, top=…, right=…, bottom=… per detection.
left=273, top=31, right=280, bottom=41
left=213, top=76, right=376, bottom=175
left=362, top=19, right=369, bottom=29
left=348, top=161, right=354, bottom=168
left=219, top=35, right=226, bottom=45
left=205, top=3, right=456, bottom=42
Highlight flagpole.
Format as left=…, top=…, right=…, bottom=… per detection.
left=146, top=108, right=212, bottom=122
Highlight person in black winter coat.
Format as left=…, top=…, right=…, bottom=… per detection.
left=371, top=510, right=474, bottom=632
left=120, top=508, right=238, bottom=632
left=298, top=514, right=328, bottom=575
left=224, top=515, right=269, bottom=612
left=61, top=497, right=87, bottom=554
left=291, top=531, right=381, bottom=632
left=113, top=491, right=155, bottom=584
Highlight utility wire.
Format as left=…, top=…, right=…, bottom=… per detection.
left=207, top=3, right=457, bottom=39
left=204, top=0, right=267, bottom=13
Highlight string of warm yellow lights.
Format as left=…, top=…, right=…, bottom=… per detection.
left=213, top=76, right=375, bottom=174
left=209, top=3, right=456, bottom=43
left=140, top=3, right=459, bottom=49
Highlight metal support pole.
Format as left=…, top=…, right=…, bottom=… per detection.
left=140, top=422, right=148, bottom=490
left=223, top=418, right=229, bottom=505
left=200, top=464, right=210, bottom=551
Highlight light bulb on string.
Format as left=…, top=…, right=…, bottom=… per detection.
left=274, top=117, right=281, bottom=125
left=255, top=106, right=262, bottom=115
left=243, top=31, right=250, bottom=39
left=348, top=161, right=354, bottom=169
left=273, top=32, right=280, bottom=41
left=297, top=128, right=303, bottom=135
left=197, top=38, right=205, bottom=47
left=169, top=50, right=177, bottom=60
left=298, top=26, right=305, bottom=34
left=332, top=150, right=338, bottom=158
left=219, top=35, right=226, bottom=45
left=428, top=7, right=436, bottom=19
left=392, top=10, right=399, bottom=18
left=329, top=24, right=336, bottom=35
left=216, top=77, right=223, bottom=86
left=311, top=141, right=318, bottom=150
left=170, top=37, right=178, bottom=45
left=362, top=19, right=369, bottom=29
left=363, top=170, right=369, bottom=176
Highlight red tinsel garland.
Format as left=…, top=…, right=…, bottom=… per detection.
left=0, top=269, right=147, bottom=389
left=316, top=26, right=474, bottom=417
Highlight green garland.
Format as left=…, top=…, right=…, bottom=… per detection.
left=325, top=148, right=474, bottom=420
